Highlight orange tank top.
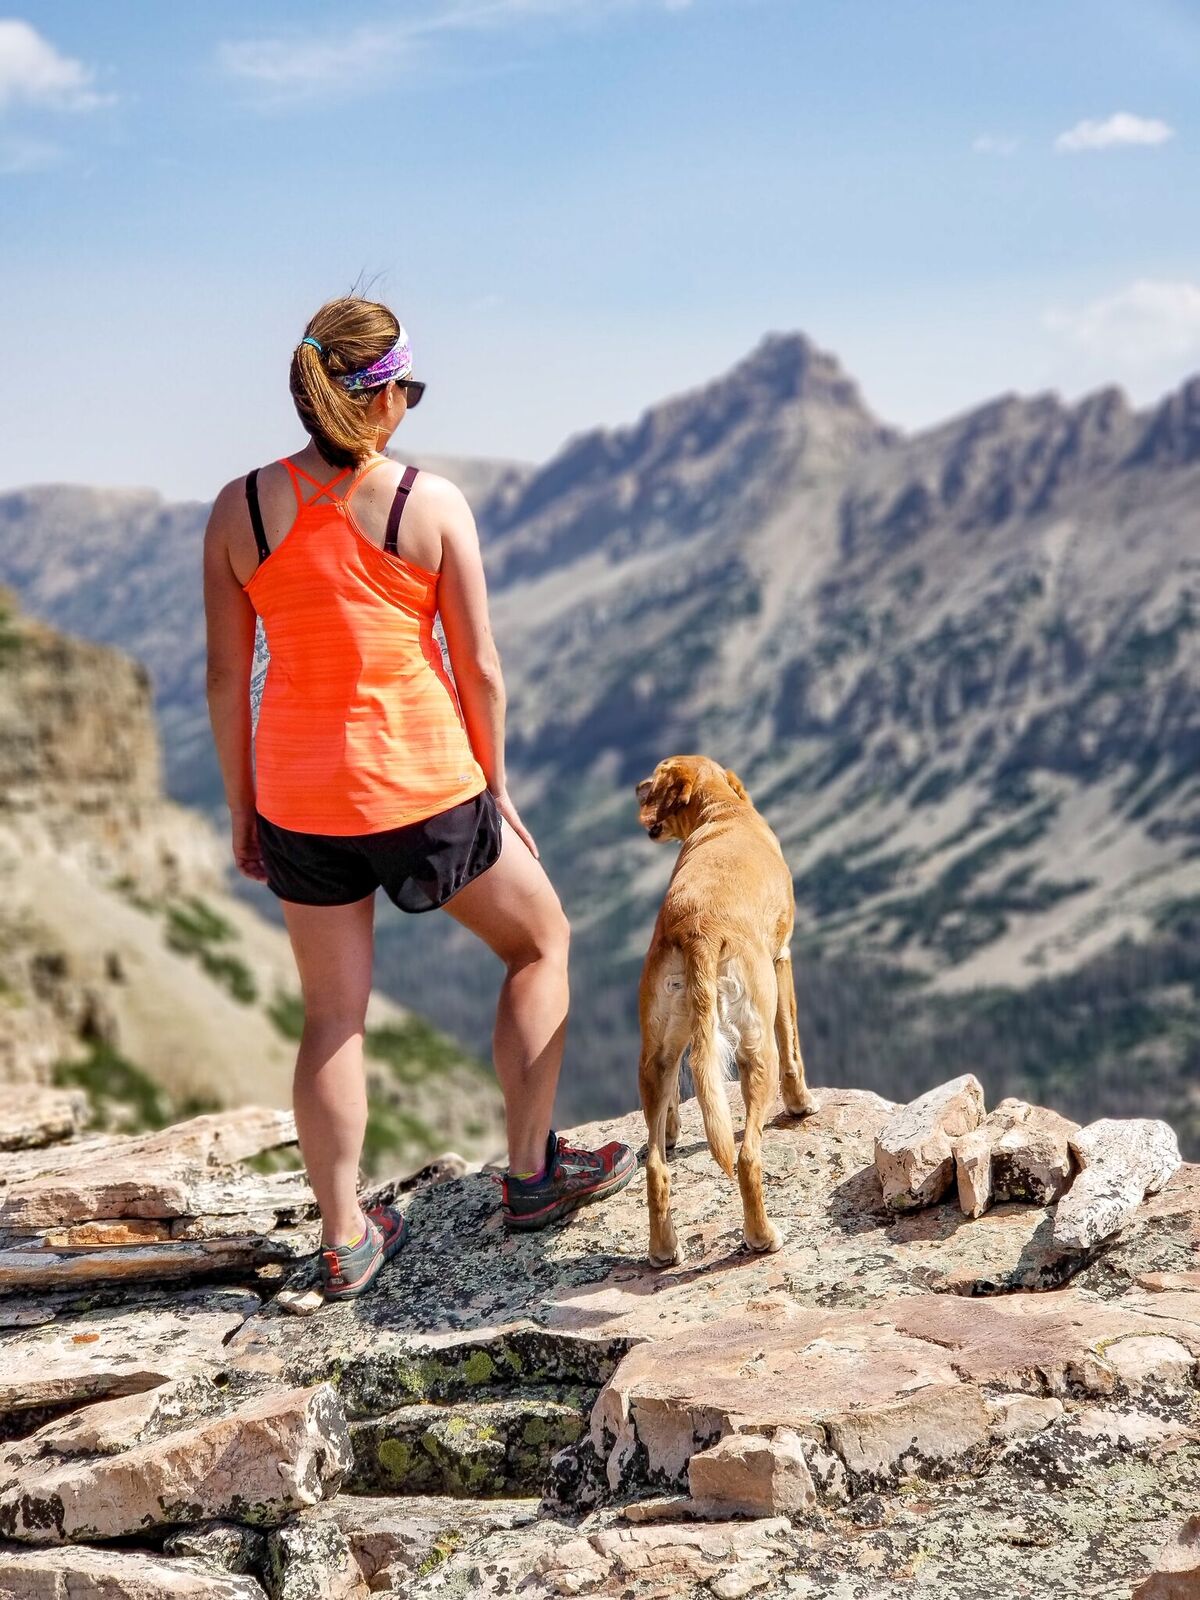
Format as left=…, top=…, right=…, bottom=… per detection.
left=242, top=455, right=487, bottom=835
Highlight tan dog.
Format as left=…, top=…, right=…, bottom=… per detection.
left=635, top=755, right=815, bottom=1265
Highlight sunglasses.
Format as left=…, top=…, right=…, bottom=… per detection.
left=395, top=378, right=425, bottom=408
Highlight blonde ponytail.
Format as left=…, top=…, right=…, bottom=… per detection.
left=289, top=297, right=402, bottom=468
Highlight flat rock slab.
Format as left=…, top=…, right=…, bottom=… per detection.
left=0, top=1088, right=89, bottom=1152
left=875, top=1074, right=985, bottom=1211
left=0, top=1289, right=259, bottom=1416
left=0, top=1228, right=314, bottom=1292
left=0, top=1382, right=351, bottom=1543
left=1055, top=1118, right=1183, bottom=1250
left=0, top=1544, right=266, bottom=1598
left=0, top=1107, right=300, bottom=1229
left=591, top=1285, right=1200, bottom=1501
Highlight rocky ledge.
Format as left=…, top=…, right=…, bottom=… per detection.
left=0, top=1080, right=1197, bottom=1598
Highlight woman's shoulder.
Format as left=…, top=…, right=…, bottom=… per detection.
left=378, top=462, right=474, bottom=525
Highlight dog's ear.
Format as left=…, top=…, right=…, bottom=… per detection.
left=651, top=763, right=695, bottom=816
left=724, top=768, right=749, bottom=803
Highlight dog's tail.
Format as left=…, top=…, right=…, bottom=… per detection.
left=683, top=941, right=737, bottom=1179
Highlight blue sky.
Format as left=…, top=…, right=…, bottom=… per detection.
left=1, top=0, right=1198, bottom=500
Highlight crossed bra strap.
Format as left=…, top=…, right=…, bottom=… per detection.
left=245, top=459, right=417, bottom=566
left=384, top=465, right=420, bottom=555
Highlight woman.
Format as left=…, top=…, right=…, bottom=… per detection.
left=203, top=296, right=634, bottom=1300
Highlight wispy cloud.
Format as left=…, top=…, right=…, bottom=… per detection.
left=1054, top=111, right=1173, bottom=152
left=0, top=19, right=114, bottom=112
left=0, top=132, right=61, bottom=173
left=220, top=0, right=693, bottom=101
left=1044, top=280, right=1200, bottom=381
left=972, top=133, right=1018, bottom=156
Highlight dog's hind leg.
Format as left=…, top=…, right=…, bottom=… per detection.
left=639, top=1036, right=684, bottom=1266
left=734, top=956, right=784, bottom=1254
left=774, top=947, right=817, bottom=1118
left=665, top=1073, right=681, bottom=1152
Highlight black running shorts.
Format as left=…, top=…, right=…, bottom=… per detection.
left=255, top=789, right=503, bottom=912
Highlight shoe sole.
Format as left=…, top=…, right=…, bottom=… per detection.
left=321, top=1214, right=408, bottom=1301
left=502, top=1155, right=637, bottom=1232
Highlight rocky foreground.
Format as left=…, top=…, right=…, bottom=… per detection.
left=0, top=1080, right=1198, bottom=1598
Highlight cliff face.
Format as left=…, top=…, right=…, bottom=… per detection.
left=0, top=591, right=504, bottom=1174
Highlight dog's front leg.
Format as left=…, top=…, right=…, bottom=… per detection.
left=639, top=1049, right=680, bottom=1267
left=774, top=950, right=817, bottom=1117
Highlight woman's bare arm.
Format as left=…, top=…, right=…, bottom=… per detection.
left=202, top=481, right=267, bottom=880
left=436, top=480, right=538, bottom=858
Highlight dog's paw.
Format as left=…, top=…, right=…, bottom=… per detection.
left=649, top=1226, right=680, bottom=1268
left=782, top=1083, right=818, bottom=1118
left=745, top=1221, right=785, bottom=1255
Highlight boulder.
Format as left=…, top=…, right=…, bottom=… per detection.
left=874, top=1074, right=985, bottom=1210
left=0, top=1545, right=266, bottom=1598
left=954, top=1098, right=1029, bottom=1217
left=991, top=1104, right=1078, bottom=1205
left=687, top=1431, right=817, bottom=1516
left=1053, top=1118, right=1182, bottom=1250
left=0, top=1383, right=350, bottom=1543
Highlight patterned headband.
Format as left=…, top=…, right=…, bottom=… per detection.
left=336, top=328, right=413, bottom=393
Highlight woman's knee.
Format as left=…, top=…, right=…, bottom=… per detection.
left=508, top=901, right=570, bottom=974
left=298, top=1004, right=369, bottom=1042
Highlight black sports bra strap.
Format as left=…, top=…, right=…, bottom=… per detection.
left=384, top=465, right=420, bottom=555
left=245, top=468, right=271, bottom=563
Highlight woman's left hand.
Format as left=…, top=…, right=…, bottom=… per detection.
left=231, top=806, right=268, bottom=882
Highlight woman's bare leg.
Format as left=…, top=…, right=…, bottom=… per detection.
left=280, top=893, right=376, bottom=1245
left=441, top=822, right=570, bottom=1174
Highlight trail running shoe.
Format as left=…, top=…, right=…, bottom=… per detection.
left=501, top=1129, right=636, bottom=1232
left=318, top=1202, right=407, bottom=1300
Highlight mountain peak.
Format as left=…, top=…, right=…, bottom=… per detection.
left=721, top=329, right=881, bottom=422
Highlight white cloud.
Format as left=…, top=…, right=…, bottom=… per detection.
left=1054, top=112, right=1173, bottom=152
left=221, top=0, right=693, bottom=99
left=1044, top=280, right=1200, bottom=392
left=0, top=19, right=113, bottom=112
left=972, top=133, right=1018, bottom=156
left=219, top=25, right=407, bottom=91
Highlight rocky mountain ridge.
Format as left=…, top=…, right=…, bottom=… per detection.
left=0, top=340, right=1197, bottom=1142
